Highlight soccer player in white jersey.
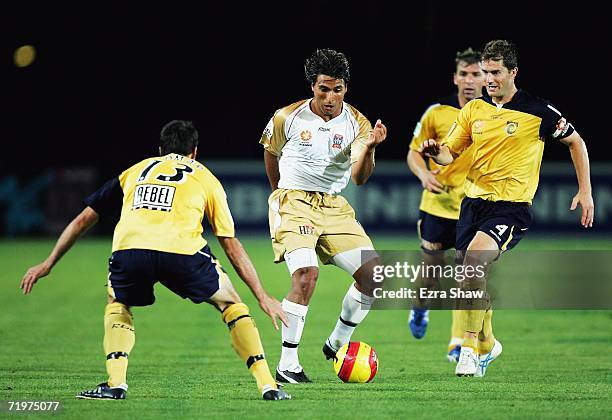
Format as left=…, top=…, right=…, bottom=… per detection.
left=259, top=48, right=387, bottom=383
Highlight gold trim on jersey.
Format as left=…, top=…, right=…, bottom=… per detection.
left=259, top=100, right=308, bottom=156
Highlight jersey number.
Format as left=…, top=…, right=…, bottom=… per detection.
left=495, top=224, right=508, bottom=236
left=137, top=160, right=193, bottom=183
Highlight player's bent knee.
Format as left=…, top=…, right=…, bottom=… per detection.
left=331, top=246, right=377, bottom=276
left=221, top=302, right=251, bottom=327
left=421, top=239, right=443, bottom=252
left=105, top=301, right=131, bottom=315
left=208, top=272, right=242, bottom=309
left=285, top=247, right=318, bottom=275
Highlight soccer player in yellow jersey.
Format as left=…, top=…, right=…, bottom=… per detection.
left=407, top=48, right=485, bottom=362
left=260, top=49, right=387, bottom=383
left=421, top=40, right=594, bottom=377
left=20, top=120, right=291, bottom=400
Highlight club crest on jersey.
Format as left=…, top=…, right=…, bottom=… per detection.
left=473, top=120, right=484, bottom=134
left=332, top=133, right=344, bottom=149
left=505, top=121, right=519, bottom=135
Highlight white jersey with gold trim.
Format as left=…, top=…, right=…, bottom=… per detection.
left=259, top=99, right=372, bottom=195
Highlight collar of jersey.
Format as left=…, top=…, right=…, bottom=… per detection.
left=481, top=89, right=525, bottom=108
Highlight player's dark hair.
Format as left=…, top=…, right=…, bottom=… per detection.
left=304, top=49, right=350, bottom=85
left=482, top=40, right=518, bottom=70
left=159, top=120, right=199, bottom=156
left=455, top=47, right=481, bottom=68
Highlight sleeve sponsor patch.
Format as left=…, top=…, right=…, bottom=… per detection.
left=552, top=117, right=570, bottom=139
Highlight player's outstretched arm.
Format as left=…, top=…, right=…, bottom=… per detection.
left=560, top=131, right=594, bottom=228
left=217, top=236, right=288, bottom=330
left=418, top=139, right=455, bottom=166
left=20, top=206, right=99, bottom=295
left=352, top=119, right=387, bottom=185
left=407, top=149, right=443, bottom=193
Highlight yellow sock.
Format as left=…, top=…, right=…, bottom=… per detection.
left=103, top=302, right=135, bottom=387
left=478, top=308, right=494, bottom=354
left=463, top=309, right=485, bottom=349
left=449, top=310, right=465, bottom=350
left=222, top=303, right=276, bottom=394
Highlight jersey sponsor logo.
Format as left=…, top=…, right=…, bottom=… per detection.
left=318, top=127, right=331, bottom=132
left=133, top=184, right=176, bottom=212
left=299, top=130, right=313, bottom=147
left=473, top=120, right=484, bottom=134
left=298, top=224, right=316, bottom=235
left=332, top=133, right=344, bottom=149
left=505, top=121, right=519, bottom=135
left=300, top=130, right=312, bottom=141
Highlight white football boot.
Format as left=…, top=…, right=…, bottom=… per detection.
left=455, top=346, right=479, bottom=377
left=475, top=339, right=502, bottom=377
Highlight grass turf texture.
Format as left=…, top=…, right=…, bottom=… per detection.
left=1, top=236, right=612, bottom=419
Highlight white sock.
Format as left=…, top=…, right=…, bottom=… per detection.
left=279, top=299, right=308, bottom=372
left=327, top=283, right=375, bottom=351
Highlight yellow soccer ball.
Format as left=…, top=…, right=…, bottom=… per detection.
left=333, top=341, right=378, bottom=383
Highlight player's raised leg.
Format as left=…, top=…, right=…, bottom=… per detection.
left=475, top=308, right=502, bottom=377
left=455, top=232, right=498, bottom=377
left=323, top=247, right=377, bottom=360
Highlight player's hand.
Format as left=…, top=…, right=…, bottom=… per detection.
left=20, top=262, right=51, bottom=295
left=420, top=169, right=444, bottom=193
left=418, top=139, right=440, bottom=158
left=258, top=294, right=289, bottom=330
left=365, top=119, right=387, bottom=150
left=570, top=191, right=594, bottom=228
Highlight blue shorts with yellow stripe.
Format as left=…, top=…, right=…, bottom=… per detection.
left=106, top=245, right=221, bottom=306
left=456, top=197, right=532, bottom=252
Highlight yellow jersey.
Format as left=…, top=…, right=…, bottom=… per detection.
left=444, top=90, right=575, bottom=204
left=409, top=94, right=475, bottom=220
left=84, top=153, right=235, bottom=254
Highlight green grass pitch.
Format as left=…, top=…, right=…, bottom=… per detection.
left=1, top=236, right=612, bottom=419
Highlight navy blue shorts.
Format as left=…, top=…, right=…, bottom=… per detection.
left=107, top=245, right=222, bottom=306
left=417, top=211, right=457, bottom=251
left=456, top=198, right=532, bottom=252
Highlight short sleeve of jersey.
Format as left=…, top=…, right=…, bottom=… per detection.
left=409, top=105, right=438, bottom=151
left=259, top=112, right=288, bottom=157
left=539, top=101, right=575, bottom=141
left=350, top=108, right=374, bottom=164
left=205, top=179, right=235, bottom=238
left=83, top=177, right=123, bottom=218
left=442, top=103, right=473, bottom=156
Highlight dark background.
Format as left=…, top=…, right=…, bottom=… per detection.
left=2, top=2, right=605, bottom=180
